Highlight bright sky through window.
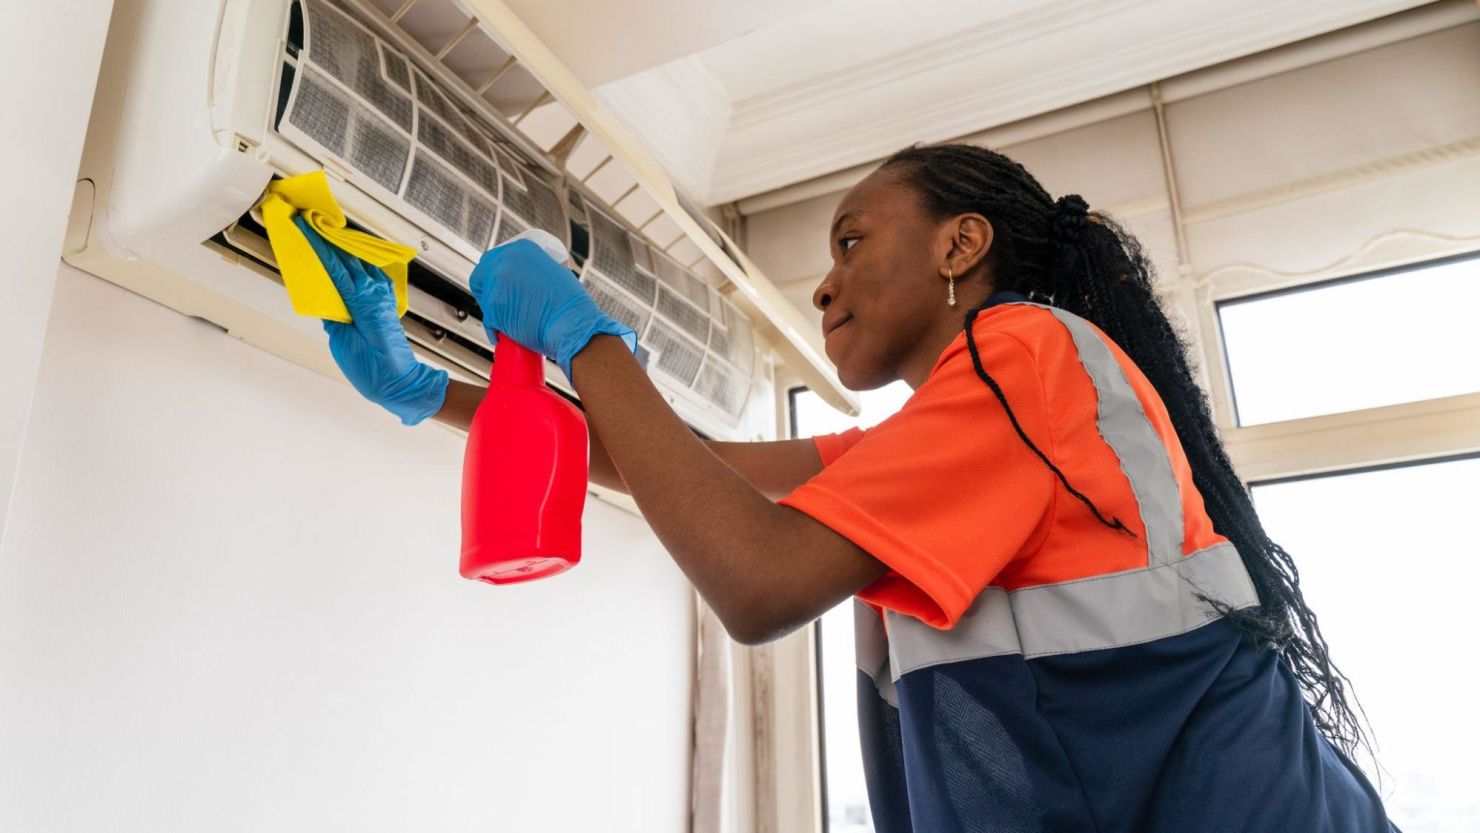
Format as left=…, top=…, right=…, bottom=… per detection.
left=1218, top=256, right=1480, bottom=426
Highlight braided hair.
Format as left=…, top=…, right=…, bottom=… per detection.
left=881, top=143, right=1367, bottom=756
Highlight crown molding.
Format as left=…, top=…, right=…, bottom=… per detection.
left=726, top=0, right=1146, bottom=130
left=705, top=0, right=1433, bottom=204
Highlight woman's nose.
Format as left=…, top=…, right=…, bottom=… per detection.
left=812, top=277, right=835, bottom=311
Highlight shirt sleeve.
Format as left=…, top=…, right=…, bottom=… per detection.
left=810, top=426, right=868, bottom=466
left=779, top=332, right=1057, bottom=629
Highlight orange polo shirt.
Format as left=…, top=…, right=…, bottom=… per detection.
left=778, top=297, right=1228, bottom=629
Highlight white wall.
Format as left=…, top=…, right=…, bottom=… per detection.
left=0, top=265, right=697, bottom=832
left=0, top=0, right=116, bottom=542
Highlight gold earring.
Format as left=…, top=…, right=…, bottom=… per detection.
left=947, top=268, right=957, bottom=307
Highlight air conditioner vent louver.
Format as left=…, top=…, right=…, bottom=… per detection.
left=274, top=0, right=760, bottom=427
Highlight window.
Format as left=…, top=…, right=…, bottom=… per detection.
left=1217, top=254, right=1480, bottom=426
left=790, top=382, right=911, bottom=833
left=1251, top=455, right=1480, bottom=831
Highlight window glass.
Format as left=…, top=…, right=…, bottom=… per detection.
left=1217, top=255, right=1480, bottom=426
left=817, top=601, right=872, bottom=831
left=1251, top=456, right=1480, bottom=831
left=791, top=382, right=910, bottom=832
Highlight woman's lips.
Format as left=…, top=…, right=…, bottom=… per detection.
left=824, top=314, right=853, bottom=338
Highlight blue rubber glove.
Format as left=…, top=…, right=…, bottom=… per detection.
left=295, top=216, right=449, bottom=426
left=469, top=237, right=636, bottom=382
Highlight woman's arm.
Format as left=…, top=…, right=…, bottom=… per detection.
left=433, top=379, right=832, bottom=500
left=570, top=335, right=887, bottom=644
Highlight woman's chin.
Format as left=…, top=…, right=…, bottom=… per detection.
left=835, top=361, right=887, bottom=392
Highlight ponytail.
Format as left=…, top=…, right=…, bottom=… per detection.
left=882, top=143, right=1367, bottom=756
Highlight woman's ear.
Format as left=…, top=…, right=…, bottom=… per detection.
left=941, top=213, right=994, bottom=280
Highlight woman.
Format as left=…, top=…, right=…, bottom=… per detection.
left=300, top=143, right=1395, bottom=832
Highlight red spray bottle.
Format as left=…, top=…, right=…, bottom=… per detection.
left=459, top=230, right=589, bottom=584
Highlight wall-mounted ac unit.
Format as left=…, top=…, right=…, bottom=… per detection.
left=65, top=0, right=855, bottom=449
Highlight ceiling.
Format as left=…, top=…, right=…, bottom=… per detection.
left=507, top=0, right=1437, bottom=206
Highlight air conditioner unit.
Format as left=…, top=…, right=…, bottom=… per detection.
left=64, top=0, right=855, bottom=457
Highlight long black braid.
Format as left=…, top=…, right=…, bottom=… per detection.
left=882, top=143, right=1367, bottom=756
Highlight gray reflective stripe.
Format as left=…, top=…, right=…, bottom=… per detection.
left=886, top=541, right=1258, bottom=678
left=854, top=599, right=899, bottom=707
left=888, top=585, right=1019, bottom=680
left=1027, top=303, right=1186, bottom=568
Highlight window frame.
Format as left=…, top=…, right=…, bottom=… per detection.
left=1180, top=248, right=1480, bottom=483
left=790, top=382, right=839, bottom=833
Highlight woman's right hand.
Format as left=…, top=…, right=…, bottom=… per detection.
left=296, top=217, right=448, bottom=426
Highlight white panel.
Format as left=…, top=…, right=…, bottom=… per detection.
left=744, top=112, right=1173, bottom=290
left=999, top=110, right=1167, bottom=210
left=744, top=190, right=839, bottom=286
left=0, top=267, right=696, bottom=833
left=1187, top=152, right=1480, bottom=279
left=1169, top=21, right=1480, bottom=208
left=1118, top=208, right=1181, bottom=285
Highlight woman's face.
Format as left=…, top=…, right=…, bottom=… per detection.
left=813, top=167, right=963, bottom=391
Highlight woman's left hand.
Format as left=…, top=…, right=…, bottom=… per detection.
left=469, top=236, right=636, bottom=381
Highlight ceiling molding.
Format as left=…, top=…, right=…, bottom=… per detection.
left=726, top=0, right=1146, bottom=130
left=705, top=0, right=1432, bottom=203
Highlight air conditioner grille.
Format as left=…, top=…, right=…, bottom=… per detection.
left=380, top=45, right=411, bottom=91
left=523, top=175, right=569, bottom=245
left=288, top=67, right=409, bottom=192
left=655, top=254, right=709, bottom=310
left=585, top=276, right=652, bottom=337
left=586, top=209, right=655, bottom=303
left=695, top=361, right=750, bottom=420
left=490, top=144, right=526, bottom=188
left=493, top=213, right=525, bottom=245
left=657, top=286, right=710, bottom=345
left=405, top=153, right=496, bottom=248
left=630, top=236, right=654, bottom=274
left=303, top=0, right=411, bottom=130
left=417, top=113, right=497, bottom=194
left=646, top=323, right=704, bottom=386
left=720, top=302, right=756, bottom=375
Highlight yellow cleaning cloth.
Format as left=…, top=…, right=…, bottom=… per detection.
left=258, top=171, right=418, bottom=323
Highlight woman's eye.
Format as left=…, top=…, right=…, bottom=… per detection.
left=839, top=236, right=858, bottom=254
